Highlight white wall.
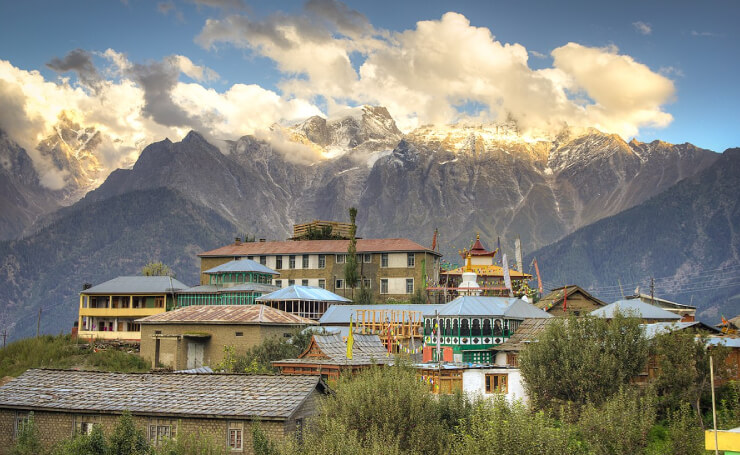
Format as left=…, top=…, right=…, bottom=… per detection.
left=388, top=253, right=410, bottom=268
left=387, top=277, right=413, bottom=294
left=462, top=368, right=527, bottom=403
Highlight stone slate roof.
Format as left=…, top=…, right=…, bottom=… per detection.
left=494, top=318, right=557, bottom=352
left=274, top=333, right=392, bottom=366
left=82, top=276, right=189, bottom=295
left=0, top=369, right=325, bottom=420
left=199, top=238, right=441, bottom=257
left=431, top=296, right=553, bottom=319
left=257, top=285, right=351, bottom=303
left=535, top=285, right=607, bottom=311
left=203, top=258, right=279, bottom=276
left=590, top=299, right=680, bottom=320
left=138, top=305, right=318, bottom=326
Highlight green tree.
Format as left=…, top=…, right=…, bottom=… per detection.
left=666, top=401, right=704, bottom=455
left=11, top=412, right=42, bottom=455
left=108, top=411, right=150, bottom=455
left=141, top=261, right=175, bottom=278
left=652, top=330, right=731, bottom=417
left=230, top=328, right=317, bottom=373
left=356, top=285, right=374, bottom=305
left=53, top=424, right=109, bottom=455
left=252, top=423, right=280, bottom=455
left=519, top=313, right=648, bottom=409
left=578, top=387, right=656, bottom=455
left=344, top=207, right=359, bottom=299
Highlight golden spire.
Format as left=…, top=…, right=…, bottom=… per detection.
left=465, top=253, right=473, bottom=272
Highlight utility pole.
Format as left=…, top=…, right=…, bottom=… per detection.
left=2, top=330, right=6, bottom=348
left=618, top=279, right=625, bottom=299
left=650, top=277, right=655, bottom=304
left=36, top=308, right=42, bottom=338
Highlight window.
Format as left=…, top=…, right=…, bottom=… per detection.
left=507, top=353, right=519, bottom=367
left=235, top=332, right=243, bottom=337
left=318, top=254, right=326, bottom=268
left=275, top=279, right=282, bottom=287
left=128, top=322, right=141, bottom=333
left=363, top=253, right=371, bottom=263
left=380, top=279, right=388, bottom=294
left=407, top=253, right=415, bottom=267
left=318, top=279, right=326, bottom=289
left=276, top=256, right=283, bottom=269
left=289, top=255, right=296, bottom=269
left=406, top=278, right=414, bottom=294
left=302, top=279, right=309, bottom=286
left=485, top=374, right=508, bottom=394
left=302, top=255, right=309, bottom=268
left=154, top=296, right=164, bottom=308
left=335, top=279, right=344, bottom=289
left=260, top=256, right=266, bottom=265
left=363, top=278, right=371, bottom=289
left=381, top=253, right=388, bottom=267
left=288, top=279, right=295, bottom=286
left=14, top=412, right=30, bottom=438
left=75, top=416, right=99, bottom=435
left=229, top=423, right=243, bottom=450
left=148, top=419, right=175, bottom=446
left=336, top=254, right=346, bottom=263
left=247, top=256, right=254, bottom=261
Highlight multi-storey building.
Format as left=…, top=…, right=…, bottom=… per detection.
left=77, top=276, right=188, bottom=341
left=198, top=238, right=441, bottom=301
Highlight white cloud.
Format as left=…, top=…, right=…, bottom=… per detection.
left=691, top=30, right=717, bottom=37
left=633, top=21, right=652, bottom=35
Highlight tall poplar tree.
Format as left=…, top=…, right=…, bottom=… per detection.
left=344, top=207, right=359, bottom=299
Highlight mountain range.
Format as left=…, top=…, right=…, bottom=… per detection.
left=0, top=105, right=736, bottom=339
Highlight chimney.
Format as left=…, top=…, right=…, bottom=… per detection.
left=259, top=238, right=266, bottom=243
left=235, top=237, right=242, bottom=245
left=82, top=283, right=92, bottom=290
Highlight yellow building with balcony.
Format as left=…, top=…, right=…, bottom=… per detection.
left=77, top=276, right=188, bottom=341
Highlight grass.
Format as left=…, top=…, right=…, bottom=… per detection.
left=0, top=334, right=149, bottom=378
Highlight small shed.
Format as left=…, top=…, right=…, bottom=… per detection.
left=138, top=305, right=316, bottom=370
left=256, top=285, right=351, bottom=320
left=535, top=285, right=606, bottom=316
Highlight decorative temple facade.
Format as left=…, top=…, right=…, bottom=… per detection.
left=431, top=235, right=533, bottom=301
left=176, top=258, right=279, bottom=307
left=423, top=294, right=552, bottom=363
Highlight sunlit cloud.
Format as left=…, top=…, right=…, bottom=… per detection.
left=632, top=21, right=652, bottom=35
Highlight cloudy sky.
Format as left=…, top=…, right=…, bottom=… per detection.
left=0, top=0, right=738, bottom=186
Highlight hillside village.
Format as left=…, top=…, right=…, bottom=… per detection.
left=0, top=218, right=738, bottom=454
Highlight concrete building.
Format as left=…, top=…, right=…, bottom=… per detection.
left=198, top=238, right=441, bottom=301
left=177, top=258, right=279, bottom=307
left=0, top=369, right=327, bottom=454
left=138, top=305, right=316, bottom=370
left=77, top=276, right=188, bottom=342
left=415, top=363, right=526, bottom=402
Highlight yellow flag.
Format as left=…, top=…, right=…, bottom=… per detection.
left=346, top=316, right=354, bottom=360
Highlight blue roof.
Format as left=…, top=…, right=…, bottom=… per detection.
left=431, top=296, right=553, bottom=319
left=82, top=276, right=189, bottom=295
left=591, top=299, right=680, bottom=320
left=641, top=321, right=722, bottom=339
left=706, top=337, right=740, bottom=348
left=203, top=258, right=278, bottom=275
left=257, top=285, right=351, bottom=303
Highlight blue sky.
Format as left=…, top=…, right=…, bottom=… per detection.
left=0, top=0, right=738, bottom=161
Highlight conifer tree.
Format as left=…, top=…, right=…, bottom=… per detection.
left=344, top=207, right=359, bottom=299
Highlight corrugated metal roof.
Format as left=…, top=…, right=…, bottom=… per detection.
left=203, top=259, right=278, bottom=275
left=137, top=305, right=317, bottom=325
left=82, top=276, right=189, bottom=295
left=0, top=369, right=324, bottom=419
left=641, top=321, right=722, bottom=339
left=257, top=285, right=351, bottom=303
left=433, top=296, right=553, bottom=319
left=590, top=299, right=680, bottom=320
left=319, top=304, right=445, bottom=325
left=706, top=337, right=740, bottom=348
left=199, top=238, right=441, bottom=257
left=175, top=366, right=214, bottom=373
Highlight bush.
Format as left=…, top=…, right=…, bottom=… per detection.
left=230, top=328, right=317, bottom=373
left=52, top=424, right=109, bottom=455
left=11, top=412, right=42, bottom=455
left=153, top=431, right=227, bottom=455
left=108, top=411, right=149, bottom=455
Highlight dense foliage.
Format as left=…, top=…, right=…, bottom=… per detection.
left=0, top=334, right=149, bottom=377
left=518, top=314, right=648, bottom=409
left=140, top=261, right=175, bottom=277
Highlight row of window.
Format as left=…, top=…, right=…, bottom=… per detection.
left=14, top=413, right=248, bottom=452
left=249, top=253, right=417, bottom=269
left=424, top=318, right=511, bottom=337
left=274, top=278, right=414, bottom=294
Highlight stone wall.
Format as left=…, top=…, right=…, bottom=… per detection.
left=0, top=408, right=288, bottom=455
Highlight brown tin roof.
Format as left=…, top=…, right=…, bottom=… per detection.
left=137, top=305, right=317, bottom=326
left=199, top=238, right=440, bottom=257
left=0, top=369, right=326, bottom=420
left=492, top=318, right=557, bottom=352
